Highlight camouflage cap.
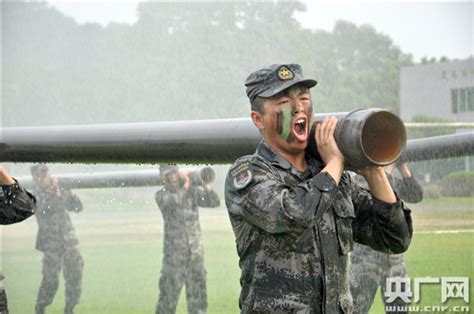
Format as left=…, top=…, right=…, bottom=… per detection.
left=245, top=64, right=317, bottom=104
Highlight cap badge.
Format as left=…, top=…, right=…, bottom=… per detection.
left=277, top=66, right=294, bottom=81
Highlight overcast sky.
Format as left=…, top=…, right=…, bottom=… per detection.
left=49, top=1, right=473, bottom=62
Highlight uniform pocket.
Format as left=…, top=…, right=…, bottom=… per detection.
left=333, top=193, right=356, bottom=255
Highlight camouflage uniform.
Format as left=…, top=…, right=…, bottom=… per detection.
left=350, top=174, right=423, bottom=314
left=225, top=141, right=413, bottom=313
left=155, top=180, right=220, bottom=314
left=0, top=181, right=36, bottom=224
left=32, top=184, right=84, bottom=314
left=0, top=181, right=36, bottom=314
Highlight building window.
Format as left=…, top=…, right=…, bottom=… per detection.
left=451, top=89, right=458, bottom=113
left=459, top=88, right=467, bottom=112
left=469, top=87, right=474, bottom=111
left=451, top=86, right=474, bottom=113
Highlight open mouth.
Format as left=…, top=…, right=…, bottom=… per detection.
left=292, top=117, right=308, bottom=142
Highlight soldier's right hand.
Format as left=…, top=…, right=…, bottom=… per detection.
left=315, top=116, right=344, bottom=166
left=315, top=117, right=344, bottom=185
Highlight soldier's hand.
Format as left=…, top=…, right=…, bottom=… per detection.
left=203, top=184, right=212, bottom=192
left=50, top=177, right=62, bottom=196
left=180, top=169, right=191, bottom=191
left=352, top=165, right=385, bottom=180
left=384, top=163, right=396, bottom=175
left=397, top=162, right=412, bottom=178
left=316, top=117, right=344, bottom=185
left=315, top=116, right=344, bottom=165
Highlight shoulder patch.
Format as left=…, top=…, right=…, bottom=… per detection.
left=230, top=161, right=254, bottom=190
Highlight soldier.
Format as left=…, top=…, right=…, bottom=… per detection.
left=0, top=165, right=36, bottom=314
left=30, top=165, right=84, bottom=314
left=224, top=64, right=413, bottom=313
left=350, top=162, right=423, bottom=314
left=155, top=166, right=220, bottom=314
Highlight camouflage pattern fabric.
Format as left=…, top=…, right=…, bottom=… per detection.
left=36, top=247, right=84, bottom=314
left=0, top=182, right=36, bottom=314
left=0, top=273, right=8, bottom=314
left=32, top=184, right=83, bottom=314
left=350, top=174, right=423, bottom=314
left=155, top=182, right=220, bottom=314
left=224, top=140, right=413, bottom=313
left=350, top=244, right=408, bottom=314
left=0, top=182, right=36, bottom=224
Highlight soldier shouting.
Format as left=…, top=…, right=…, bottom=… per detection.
left=225, top=64, right=413, bottom=313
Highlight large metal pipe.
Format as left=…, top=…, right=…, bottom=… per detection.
left=14, top=133, right=474, bottom=190
left=0, top=109, right=406, bottom=166
left=401, top=132, right=474, bottom=163
left=307, top=109, right=406, bottom=167
left=16, top=167, right=215, bottom=190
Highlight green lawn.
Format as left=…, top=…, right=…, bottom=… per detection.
left=1, top=202, right=472, bottom=313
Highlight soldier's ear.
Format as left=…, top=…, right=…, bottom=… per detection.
left=251, top=111, right=264, bottom=131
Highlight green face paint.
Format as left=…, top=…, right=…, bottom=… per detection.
left=279, top=106, right=293, bottom=141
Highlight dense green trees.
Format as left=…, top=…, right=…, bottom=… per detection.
left=2, top=1, right=412, bottom=127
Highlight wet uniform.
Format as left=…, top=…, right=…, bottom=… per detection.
left=350, top=173, right=423, bottom=314
left=225, top=141, right=413, bottom=313
left=155, top=180, right=220, bottom=314
left=33, top=184, right=84, bottom=314
left=0, top=181, right=36, bottom=314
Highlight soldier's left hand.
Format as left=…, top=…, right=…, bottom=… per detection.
left=349, top=165, right=385, bottom=180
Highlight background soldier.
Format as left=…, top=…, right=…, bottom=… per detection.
left=30, top=165, right=84, bottom=314
left=0, top=165, right=36, bottom=314
left=225, top=64, right=413, bottom=313
left=350, top=162, right=423, bottom=314
left=155, top=166, right=220, bottom=314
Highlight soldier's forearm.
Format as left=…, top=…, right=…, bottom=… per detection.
left=364, top=168, right=397, bottom=204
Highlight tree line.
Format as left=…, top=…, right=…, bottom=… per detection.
left=3, top=1, right=413, bottom=127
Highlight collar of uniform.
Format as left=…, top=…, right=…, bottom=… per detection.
left=306, top=154, right=325, bottom=175
left=256, top=140, right=325, bottom=177
left=256, top=140, right=292, bottom=170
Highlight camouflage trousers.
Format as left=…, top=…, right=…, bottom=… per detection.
left=0, top=273, right=8, bottom=314
left=349, top=243, right=408, bottom=314
left=35, top=246, right=84, bottom=314
left=156, top=253, right=207, bottom=314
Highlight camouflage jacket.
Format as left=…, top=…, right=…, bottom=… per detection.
left=0, top=181, right=36, bottom=225
left=225, top=141, right=413, bottom=313
left=155, top=184, right=220, bottom=261
left=388, top=175, right=423, bottom=204
left=33, top=185, right=83, bottom=252
left=353, top=172, right=423, bottom=265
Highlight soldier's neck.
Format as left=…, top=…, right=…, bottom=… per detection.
left=273, top=148, right=307, bottom=172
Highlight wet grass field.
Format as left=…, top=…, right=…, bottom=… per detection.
left=1, top=198, right=473, bottom=313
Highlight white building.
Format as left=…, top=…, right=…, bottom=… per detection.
left=400, top=58, right=474, bottom=122
left=400, top=58, right=474, bottom=172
